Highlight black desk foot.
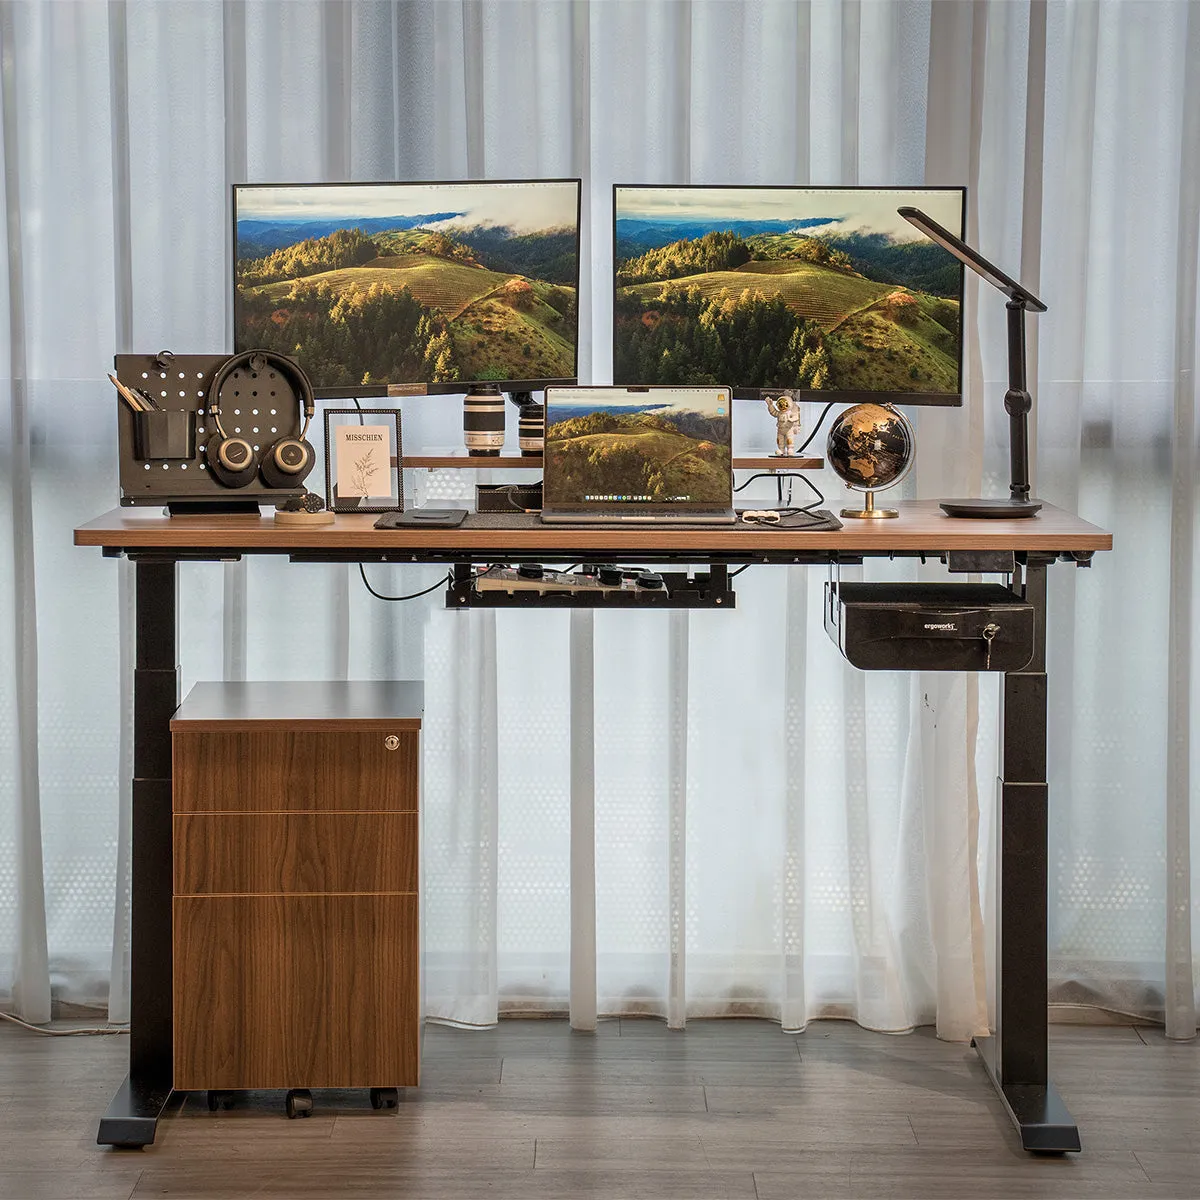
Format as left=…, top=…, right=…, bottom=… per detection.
left=973, top=1036, right=1081, bottom=1154
left=97, top=1074, right=173, bottom=1148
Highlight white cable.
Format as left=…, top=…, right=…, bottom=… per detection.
left=0, top=1011, right=129, bottom=1036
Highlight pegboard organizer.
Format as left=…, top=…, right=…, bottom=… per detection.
left=115, top=352, right=310, bottom=510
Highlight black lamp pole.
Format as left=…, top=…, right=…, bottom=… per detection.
left=898, top=206, right=1044, bottom=518
left=1006, top=298, right=1032, bottom=508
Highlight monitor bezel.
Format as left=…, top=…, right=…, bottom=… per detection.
left=232, top=177, right=584, bottom=398
left=611, top=183, right=968, bottom=407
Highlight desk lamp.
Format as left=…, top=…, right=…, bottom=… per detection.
left=898, top=207, right=1045, bottom=518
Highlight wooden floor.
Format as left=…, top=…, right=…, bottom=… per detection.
left=2, top=1017, right=1198, bottom=1199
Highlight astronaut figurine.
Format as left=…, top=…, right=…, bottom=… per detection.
left=766, top=394, right=801, bottom=456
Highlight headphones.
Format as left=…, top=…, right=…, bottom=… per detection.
left=204, top=350, right=315, bottom=489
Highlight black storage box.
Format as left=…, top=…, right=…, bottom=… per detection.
left=475, top=482, right=542, bottom=513
left=825, top=582, right=1035, bottom=672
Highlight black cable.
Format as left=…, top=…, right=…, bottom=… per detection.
left=796, top=399, right=838, bottom=454
left=729, top=564, right=753, bottom=578
left=734, top=470, right=825, bottom=510
left=358, top=564, right=450, bottom=602
left=734, top=470, right=819, bottom=492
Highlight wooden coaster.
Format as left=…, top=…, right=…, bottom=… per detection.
left=273, top=509, right=335, bottom=526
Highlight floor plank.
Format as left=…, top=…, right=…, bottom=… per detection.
left=4, top=1015, right=1199, bottom=1198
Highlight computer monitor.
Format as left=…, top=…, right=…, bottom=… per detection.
left=233, top=179, right=581, bottom=396
left=612, top=185, right=966, bottom=405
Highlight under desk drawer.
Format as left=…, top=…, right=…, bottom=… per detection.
left=825, top=582, right=1035, bottom=672
left=173, top=812, right=418, bottom=896
left=172, top=730, right=418, bottom=813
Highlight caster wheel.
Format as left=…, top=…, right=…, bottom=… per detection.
left=206, top=1090, right=235, bottom=1112
left=369, top=1087, right=398, bottom=1110
left=285, top=1088, right=313, bottom=1119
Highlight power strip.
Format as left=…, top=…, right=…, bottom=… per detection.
left=475, top=568, right=663, bottom=595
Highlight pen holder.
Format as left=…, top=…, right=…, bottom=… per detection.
left=133, top=409, right=196, bottom=461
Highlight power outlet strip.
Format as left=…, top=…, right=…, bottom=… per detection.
left=474, top=568, right=661, bottom=595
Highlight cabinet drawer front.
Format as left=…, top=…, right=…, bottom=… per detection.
left=174, top=894, right=419, bottom=1091
left=173, top=730, right=418, bottom=812
left=174, top=812, right=418, bottom=896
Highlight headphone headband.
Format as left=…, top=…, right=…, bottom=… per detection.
left=207, top=349, right=314, bottom=441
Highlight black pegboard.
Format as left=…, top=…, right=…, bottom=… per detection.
left=115, top=352, right=308, bottom=508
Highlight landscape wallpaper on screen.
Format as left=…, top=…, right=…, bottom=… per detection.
left=613, top=187, right=964, bottom=395
left=546, top=393, right=730, bottom=504
left=235, top=182, right=579, bottom=389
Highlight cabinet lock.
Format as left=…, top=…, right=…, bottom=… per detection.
left=384, top=735, right=400, bottom=751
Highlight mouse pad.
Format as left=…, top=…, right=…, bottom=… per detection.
left=419, top=511, right=843, bottom=532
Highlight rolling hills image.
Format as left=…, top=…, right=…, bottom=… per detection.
left=613, top=187, right=963, bottom=396
left=545, top=401, right=730, bottom=504
left=234, top=182, right=579, bottom=389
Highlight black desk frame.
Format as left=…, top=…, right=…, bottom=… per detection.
left=96, top=538, right=1079, bottom=1154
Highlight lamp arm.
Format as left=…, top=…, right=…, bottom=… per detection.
left=1005, top=299, right=1032, bottom=505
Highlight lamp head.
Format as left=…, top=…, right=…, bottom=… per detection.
left=897, top=206, right=1047, bottom=312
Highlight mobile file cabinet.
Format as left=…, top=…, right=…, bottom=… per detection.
left=170, top=681, right=422, bottom=1119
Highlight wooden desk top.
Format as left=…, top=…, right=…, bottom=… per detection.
left=75, top=502, right=1112, bottom=556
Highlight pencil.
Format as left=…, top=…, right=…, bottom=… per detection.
left=108, top=372, right=147, bottom=413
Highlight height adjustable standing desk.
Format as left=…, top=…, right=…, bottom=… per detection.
left=75, top=500, right=1112, bottom=1153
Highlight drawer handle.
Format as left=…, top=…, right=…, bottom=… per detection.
left=383, top=735, right=400, bottom=751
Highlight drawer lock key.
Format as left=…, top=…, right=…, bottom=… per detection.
left=982, top=623, right=1000, bottom=669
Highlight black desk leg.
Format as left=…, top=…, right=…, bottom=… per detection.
left=98, top=559, right=178, bottom=1148
left=973, top=556, right=1080, bottom=1154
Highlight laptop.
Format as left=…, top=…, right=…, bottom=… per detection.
left=540, top=385, right=737, bottom=525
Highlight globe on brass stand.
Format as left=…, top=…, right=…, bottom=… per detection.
left=825, top=402, right=915, bottom=519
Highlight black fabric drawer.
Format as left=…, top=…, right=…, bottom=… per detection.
left=825, top=582, right=1035, bottom=672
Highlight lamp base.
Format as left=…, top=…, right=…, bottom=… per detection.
left=940, top=498, right=1043, bottom=519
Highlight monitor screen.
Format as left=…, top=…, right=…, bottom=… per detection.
left=233, top=179, right=581, bottom=395
left=543, top=385, right=732, bottom=507
left=613, top=185, right=966, bottom=405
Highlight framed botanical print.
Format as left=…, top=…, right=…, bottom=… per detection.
left=323, top=408, right=403, bottom=513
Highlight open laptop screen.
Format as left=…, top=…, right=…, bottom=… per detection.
left=543, top=386, right=732, bottom=508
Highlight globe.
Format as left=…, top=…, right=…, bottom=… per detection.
left=825, top=402, right=915, bottom=518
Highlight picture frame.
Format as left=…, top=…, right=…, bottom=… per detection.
left=323, top=408, right=403, bottom=513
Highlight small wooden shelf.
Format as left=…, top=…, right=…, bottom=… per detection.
left=402, top=453, right=824, bottom=471
left=402, top=454, right=542, bottom=468
left=734, top=457, right=824, bottom=471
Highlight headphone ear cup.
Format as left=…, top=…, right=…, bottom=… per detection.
left=259, top=436, right=315, bottom=489
left=205, top=434, right=258, bottom=487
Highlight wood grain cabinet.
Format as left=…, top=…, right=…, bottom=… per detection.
left=170, top=681, right=422, bottom=1093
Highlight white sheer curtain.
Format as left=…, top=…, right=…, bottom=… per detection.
left=1, top=0, right=1196, bottom=1041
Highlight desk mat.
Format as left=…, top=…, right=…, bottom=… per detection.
left=455, top=510, right=843, bottom=532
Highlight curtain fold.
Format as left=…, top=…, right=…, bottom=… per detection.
left=0, top=0, right=49, bottom=1023
left=1163, top=0, right=1200, bottom=1040
left=0, top=0, right=1195, bottom=1039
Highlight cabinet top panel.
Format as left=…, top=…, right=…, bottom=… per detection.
left=172, top=681, right=423, bottom=729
